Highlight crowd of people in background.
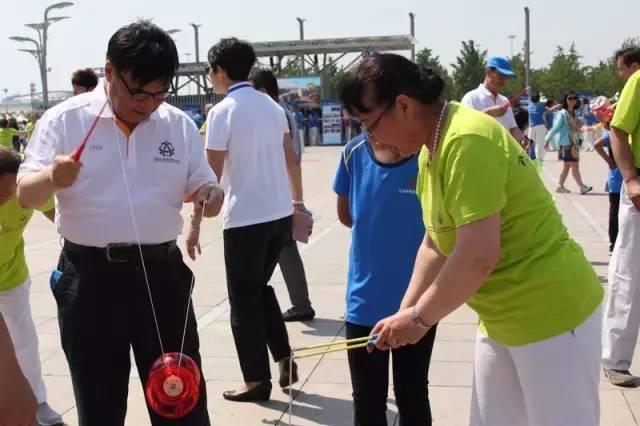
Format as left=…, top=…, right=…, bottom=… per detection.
left=1, top=18, right=640, bottom=425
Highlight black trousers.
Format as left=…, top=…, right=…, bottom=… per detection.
left=53, top=242, right=209, bottom=426
left=610, top=192, right=621, bottom=252
left=223, top=216, right=293, bottom=382
left=346, top=322, right=438, bottom=426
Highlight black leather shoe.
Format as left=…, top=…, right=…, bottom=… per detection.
left=279, top=358, right=299, bottom=388
left=282, top=307, right=316, bottom=322
left=222, top=381, right=272, bottom=402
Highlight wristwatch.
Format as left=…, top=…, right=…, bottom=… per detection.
left=411, top=306, right=432, bottom=330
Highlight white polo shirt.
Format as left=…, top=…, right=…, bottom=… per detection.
left=461, top=84, right=517, bottom=131
left=206, top=82, right=293, bottom=230
left=18, top=80, right=217, bottom=247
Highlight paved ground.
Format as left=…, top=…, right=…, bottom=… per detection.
left=23, top=145, right=640, bottom=425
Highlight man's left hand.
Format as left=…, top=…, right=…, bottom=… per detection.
left=193, top=184, right=224, bottom=217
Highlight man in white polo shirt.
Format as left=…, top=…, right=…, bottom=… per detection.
left=205, top=38, right=305, bottom=402
left=16, top=20, right=222, bottom=425
left=461, top=56, right=527, bottom=146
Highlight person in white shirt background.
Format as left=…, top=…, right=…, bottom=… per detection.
left=205, top=37, right=306, bottom=402
left=16, top=20, right=223, bottom=425
left=462, top=56, right=528, bottom=147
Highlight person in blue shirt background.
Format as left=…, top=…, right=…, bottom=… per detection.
left=543, top=99, right=558, bottom=151
left=594, top=123, right=622, bottom=253
left=308, top=110, right=321, bottom=145
left=528, top=93, right=547, bottom=171
left=333, top=134, right=438, bottom=425
left=294, top=108, right=307, bottom=146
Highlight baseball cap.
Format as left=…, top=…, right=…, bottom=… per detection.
left=486, top=56, right=516, bottom=78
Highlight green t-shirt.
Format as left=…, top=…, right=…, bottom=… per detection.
left=0, top=128, right=17, bottom=149
left=612, top=70, right=640, bottom=168
left=0, top=196, right=54, bottom=292
left=416, top=102, right=603, bottom=346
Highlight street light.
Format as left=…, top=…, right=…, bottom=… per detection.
left=296, top=17, right=305, bottom=74
left=190, top=23, right=202, bottom=95
left=508, top=34, right=516, bottom=58
left=166, top=29, right=181, bottom=35
left=10, top=2, right=73, bottom=110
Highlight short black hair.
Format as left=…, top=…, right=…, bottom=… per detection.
left=207, top=37, right=256, bottom=82
left=106, top=20, right=179, bottom=86
left=71, top=68, right=99, bottom=90
left=562, top=91, right=580, bottom=111
left=0, top=118, right=7, bottom=129
left=339, top=53, right=444, bottom=114
left=545, top=99, right=555, bottom=108
left=0, top=147, right=21, bottom=176
left=531, top=93, right=540, bottom=103
left=616, top=47, right=640, bottom=67
left=251, top=70, right=279, bottom=101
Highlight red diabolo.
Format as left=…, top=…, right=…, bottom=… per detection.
left=145, top=352, right=201, bottom=419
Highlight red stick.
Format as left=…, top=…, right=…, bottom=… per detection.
left=70, top=101, right=109, bottom=161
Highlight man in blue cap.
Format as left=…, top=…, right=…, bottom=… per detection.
left=462, top=56, right=527, bottom=145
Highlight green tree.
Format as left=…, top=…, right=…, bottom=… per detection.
left=537, top=44, right=586, bottom=101
left=621, top=37, right=640, bottom=49
left=278, top=58, right=314, bottom=77
left=451, top=40, right=487, bottom=100
left=415, top=48, right=454, bottom=99
left=585, top=59, right=623, bottom=97
left=504, top=54, right=528, bottom=97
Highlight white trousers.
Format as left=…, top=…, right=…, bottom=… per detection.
left=528, top=124, right=547, bottom=162
left=0, top=279, right=47, bottom=403
left=298, top=129, right=306, bottom=146
left=603, top=187, right=640, bottom=370
left=470, top=307, right=601, bottom=426
left=310, top=126, right=319, bottom=146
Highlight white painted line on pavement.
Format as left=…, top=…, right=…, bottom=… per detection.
left=542, top=169, right=609, bottom=243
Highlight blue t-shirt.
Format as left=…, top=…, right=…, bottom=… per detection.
left=602, top=131, right=622, bottom=194
left=294, top=111, right=305, bottom=128
left=308, top=112, right=320, bottom=128
left=544, top=110, right=555, bottom=130
left=528, top=102, right=546, bottom=127
left=333, top=135, right=425, bottom=327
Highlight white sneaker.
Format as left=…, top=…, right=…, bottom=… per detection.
left=580, top=185, right=593, bottom=195
left=556, top=186, right=570, bottom=194
left=37, top=402, right=64, bottom=426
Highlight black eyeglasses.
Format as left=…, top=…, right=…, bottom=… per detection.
left=362, top=103, right=394, bottom=136
left=567, top=96, right=577, bottom=101
left=116, top=70, right=169, bottom=102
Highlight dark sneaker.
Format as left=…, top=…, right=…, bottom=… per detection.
left=279, top=358, right=299, bottom=388
left=282, top=307, right=315, bottom=322
left=604, top=369, right=640, bottom=387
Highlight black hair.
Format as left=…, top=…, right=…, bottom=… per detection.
left=514, top=107, right=529, bottom=132
left=106, top=20, right=179, bottom=86
left=562, top=91, right=580, bottom=111
left=531, top=93, right=540, bottom=103
left=616, top=47, right=640, bottom=67
left=545, top=99, right=555, bottom=108
left=339, top=53, right=444, bottom=114
left=251, top=70, right=279, bottom=101
left=0, top=118, right=7, bottom=128
left=71, top=68, right=99, bottom=90
left=207, top=37, right=256, bottom=82
left=0, top=147, right=21, bottom=176
left=7, top=117, right=18, bottom=130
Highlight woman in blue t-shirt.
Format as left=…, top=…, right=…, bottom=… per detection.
left=333, top=134, right=438, bottom=425
left=594, top=125, right=622, bottom=253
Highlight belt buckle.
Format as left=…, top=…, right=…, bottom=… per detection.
left=105, top=243, right=129, bottom=263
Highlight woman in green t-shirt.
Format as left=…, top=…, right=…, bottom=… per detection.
left=338, top=53, right=603, bottom=426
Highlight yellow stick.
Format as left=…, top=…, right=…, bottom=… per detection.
left=293, top=342, right=370, bottom=359
left=291, top=335, right=375, bottom=352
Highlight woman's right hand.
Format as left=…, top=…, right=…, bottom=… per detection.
left=626, top=179, right=640, bottom=212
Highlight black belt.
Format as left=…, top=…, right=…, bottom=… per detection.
left=63, top=240, right=177, bottom=263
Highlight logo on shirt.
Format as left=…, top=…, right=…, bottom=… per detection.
left=517, top=155, right=527, bottom=167
left=154, top=141, right=180, bottom=164
left=398, top=178, right=417, bottom=195
left=159, top=141, right=175, bottom=157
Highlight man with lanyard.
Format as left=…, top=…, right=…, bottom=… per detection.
left=16, top=20, right=223, bottom=425
left=205, top=38, right=305, bottom=402
left=462, top=56, right=528, bottom=147
left=603, top=46, right=640, bottom=387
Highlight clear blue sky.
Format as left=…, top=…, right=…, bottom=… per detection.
left=1, top=0, right=638, bottom=97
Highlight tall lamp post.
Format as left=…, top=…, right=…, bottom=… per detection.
left=10, top=2, right=74, bottom=109
left=190, top=23, right=202, bottom=94
left=296, top=17, right=306, bottom=74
